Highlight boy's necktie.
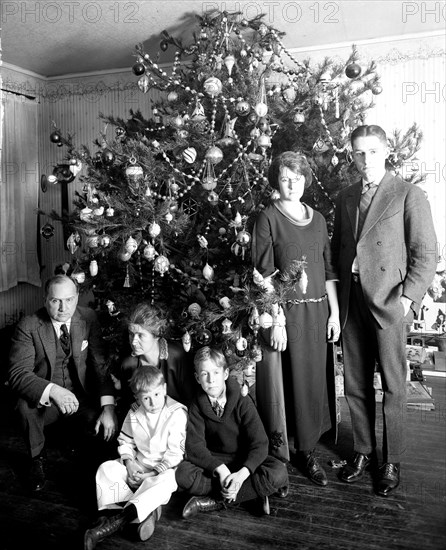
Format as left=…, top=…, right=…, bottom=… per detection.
left=60, top=324, right=71, bottom=356
left=212, top=401, right=224, bottom=418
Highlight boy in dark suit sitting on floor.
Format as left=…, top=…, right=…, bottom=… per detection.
left=176, top=346, right=288, bottom=518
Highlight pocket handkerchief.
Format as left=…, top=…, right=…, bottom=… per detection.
left=81, top=340, right=89, bottom=351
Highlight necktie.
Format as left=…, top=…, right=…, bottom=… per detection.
left=212, top=401, right=224, bottom=418
left=60, top=324, right=71, bottom=356
left=357, top=183, right=378, bottom=237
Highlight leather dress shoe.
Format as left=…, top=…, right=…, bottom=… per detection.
left=340, top=452, right=375, bottom=483
left=262, top=495, right=270, bottom=515
left=29, top=453, right=47, bottom=491
left=376, top=463, right=400, bottom=497
left=276, top=486, right=289, bottom=498
left=298, top=450, right=328, bottom=487
left=182, top=496, right=224, bottom=519
left=84, top=514, right=126, bottom=550
left=137, top=506, right=162, bottom=541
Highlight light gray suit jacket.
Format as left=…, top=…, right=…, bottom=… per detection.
left=331, top=172, right=437, bottom=330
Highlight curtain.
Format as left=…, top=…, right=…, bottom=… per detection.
left=0, top=92, right=41, bottom=291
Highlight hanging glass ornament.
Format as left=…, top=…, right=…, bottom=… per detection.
left=171, top=115, right=184, bottom=128
left=371, top=84, right=383, bottom=95
left=235, top=100, right=250, bottom=116
left=143, top=243, right=156, bottom=260
left=331, top=155, right=339, bottom=167
left=236, top=230, right=251, bottom=247
left=167, top=90, right=178, bottom=102
left=123, top=265, right=131, bottom=287
left=196, top=328, right=213, bottom=346
left=183, top=147, right=197, bottom=164
left=219, top=296, right=231, bottom=309
left=205, top=146, right=223, bottom=165
left=231, top=242, right=243, bottom=257
left=40, top=223, right=55, bottom=240
left=293, top=110, right=305, bottom=124
left=85, top=234, right=99, bottom=248
left=105, top=206, right=115, bottom=217
left=102, top=148, right=114, bottom=165
left=182, top=331, right=191, bottom=352
left=89, top=260, right=98, bottom=277
left=72, top=270, right=85, bottom=284
left=254, top=102, right=268, bottom=117
left=202, top=263, right=214, bottom=281
left=252, top=344, right=263, bottom=362
left=154, top=255, right=170, bottom=275
left=257, top=134, right=271, bottom=153
left=93, top=206, right=104, bottom=216
left=235, top=336, right=248, bottom=356
left=187, top=303, right=202, bottom=319
left=203, top=76, right=222, bottom=97
left=165, top=212, right=173, bottom=223
left=132, top=62, right=145, bottom=75
left=283, top=87, right=297, bottom=103
left=345, top=63, right=362, bottom=79
left=118, top=249, right=132, bottom=262
left=202, top=176, right=217, bottom=191
left=207, top=191, right=219, bottom=206
left=222, top=318, right=233, bottom=334
left=148, top=222, right=161, bottom=238
left=80, top=207, right=93, bottom=221
left=69, top=159, right=82, bottom=176
left=125, top=158, right=144, bottom=186
left=47, top=174, right=58, bottom=184
left=125, top=236, right=138, bottom=254
left=67, top=232, right=81, bottom=254
left=248, top=306, right=260, bottom=335
left=50, top=131, right=62, bottom=143
left=224, top=54, right=236, bottom=75
left=100, top=234, right=111, bottom=247
left=138, top=75, right=150, bottom=93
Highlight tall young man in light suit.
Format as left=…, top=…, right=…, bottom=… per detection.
left=331, top=125, right=437, bottom=496
left=8, top=275, right=118, bottom=491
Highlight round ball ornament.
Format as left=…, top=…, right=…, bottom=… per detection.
left=154, top=255, right=170, bottom=275
left=257, top=134, right=271, bottom=149
left=183, top=147, right=197, bottom=164
left=205, top=146, right=223, bottom=165
left=345, top=63, right=362, bottom=79
left=102, top=148, right=114, bottom=165
left=148, top=222, right=161, bottom=238
left=283, top=87, right=297, bottom=103
left=187, top=303, right=202, bottom=319
left=143, top=243, right=156, bottom=260
left=125, top=163, right=144, bottom=186
left=167, top=91, right=178, bottom=102
left=371, top=84, right=383, bottom=95
left=132, top=62, right=146, bottom=76
left=196, top=328, right=213, bottom=346
left=138, top=75, right=150, bottom=93
left=207, top=191, right=219, bottom=206
left=254, top=102, right=268, bottom=117
left=118, top=249, right=132, bottom=262
left=50, top=131, right=61, bottom=144
left=235, top=100, right=250, bottom=116
left=203, top=76, right=222, bottom=97
left=236, top=230, right=251, bottom=247
left=72, top=271, right=86, bottom=284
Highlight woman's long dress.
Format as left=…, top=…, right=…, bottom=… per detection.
left=252, top=203, right=337, bottom=461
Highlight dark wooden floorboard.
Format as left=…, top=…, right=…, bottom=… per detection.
left=0, top=376, right=445, bottom=550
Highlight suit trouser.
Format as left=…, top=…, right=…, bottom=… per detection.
left=342, top=278, right=412, bottom=464
left=96, top=460, right=176, bottom=522
left=175, top=456, right=288, bottom=503
left=16, top=396, right=99, bottom=458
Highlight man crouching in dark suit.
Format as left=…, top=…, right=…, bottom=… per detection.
left=331, top=125, right=437, bottom=496
left=8, top=275, right=118, bottom=491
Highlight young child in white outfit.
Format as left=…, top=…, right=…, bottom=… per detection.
left=84, top=365, right=187, bottom=549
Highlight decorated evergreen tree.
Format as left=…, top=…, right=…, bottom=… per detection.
left=47, top=9, right=424, bottom=380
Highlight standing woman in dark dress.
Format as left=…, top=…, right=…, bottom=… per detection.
left=113, top=303, right=195, bottom=421
left=252, top=151, right=340, bottom=486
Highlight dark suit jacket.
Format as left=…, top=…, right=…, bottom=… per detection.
left=331, top=172, right=437, bottom=330
left=8, top=306, right=114, bottom=407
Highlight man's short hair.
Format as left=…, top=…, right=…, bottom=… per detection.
left=193, top=346, right=227, bottom=373
left=129, top=364, right=165, bottom=395
left=44, top=274, right=79, bottom=297
left=351, top=125, right=387, bottom=147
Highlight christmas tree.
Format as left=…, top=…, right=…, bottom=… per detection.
left=46, top=9, right=424, bottom=379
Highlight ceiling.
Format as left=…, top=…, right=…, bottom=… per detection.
left=2, top=1, right=445, bottom=78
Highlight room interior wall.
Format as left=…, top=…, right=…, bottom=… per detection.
left=1, top=31, right=444, bottom=329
